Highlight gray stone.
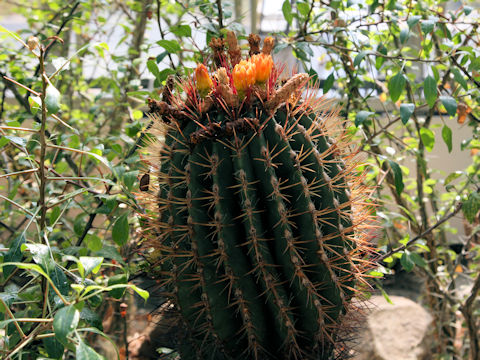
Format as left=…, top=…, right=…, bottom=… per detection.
left=353, top=295, right=433, bottom=360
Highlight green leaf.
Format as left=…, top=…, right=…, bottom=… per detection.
left=464, top=6, right=473, bottom=15
left=170, top=24, right=191, bottom=37
left=108, top=273, right=127, bottom=299
left=323, top=72, right=334, bottom=93
left=353, top=51, right=367, bottom=67
left=400, top=252, right=415, bottom=272
left=375, top=44, right=387, bottom=69
left=50, top=265, right=70, bottom=296
left=452, top=68, right=468, bottom=90
left=147, top=60, right=160, bottom=79
left=77, top=327, right=119, bottom=359
left=49, top=206, right=62, bottom=225
left=463, top=192, right=480, bottom=223
left=374, top=279, right=393, bottom=304
left=388, top=72, right=406, bottom=102
left=400, top=28, right=409, bottom=44
left=129, top=284, right=149, bottom=301
left=157, top=39, right=181, bottom=53
left=4, top=135, right=27, bottom=147
left=3, top=235, right=25, bottom=277
left=26, top=243, right=51, bottom=272
left=112, top=214, right=129, bottom=246
left=79, top=257, right=103, bottom=277
left=407, top=15, right=421, bottom=29
left=85, top=234, right=102, bottom=252
left=95, top=245, right=125, bottom=265
left=297, top=2, right=310, bottom=16
left=76, top=340, right=104, bottom=360
left=420, top=128, right=435, bottom=151
left=156, top=51, right=168, bottom=63
left=423, top=75, right=437, bottom=108
left=282, top=0, right=293, bottom=25
left=0, top=25, right=25, bottom=45
left=400, top=103, right=415, bottom=124
left=355, top=111, right=374, bottom=127
left=51, top=57, right=70, bottom=73
left=95, top=42, right=109, bottom=51
left=43, top=337, right=64, bottom=359
left=420, top=20, right=435, bottom=35
left=123, top=171, right=138, bottom=191
left=79, top=309, right=103, bottom=331
left=469, top=57, right=480, bottom=72
left=442, top=125, right=453, bottom=153
left=409, top=252, right=427, bottom=268
left=0, top=136, right=9, bottom=148
left=440, top=96, right=457, bottom=116
left=53, top=305, right=80, bottom=345
left=157, top=68, right=176, bottom=83
left=388, top=160, right=404, bottom=196
left=45, top=84, right=61, bottom=113
left=444, top=171, right=462, bottom=186
left=29, top=95, right=41, bottom=114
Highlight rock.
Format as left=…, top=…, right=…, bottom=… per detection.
left=353, top=295, right=433, bottom=360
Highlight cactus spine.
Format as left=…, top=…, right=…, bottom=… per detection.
left=142, top=32, right=375, bottom=360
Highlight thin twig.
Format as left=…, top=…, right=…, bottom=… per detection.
left=38, top=50, right=48, bottom=232
left=0, top=168, right=39, bottom=179
left=0, top=194, right=35, bottom=217
left=156, top=0, right=176, bottom=70
left=2, top=76, right=41, bottom=96
left=460, top=272, right=480, bottom=360
left=216, top=0, right=223, bottom=29
left=0, top=298, right=26, bottom=339
left=0, top=126, right=38, bottom=133
left=0, top=221, right=15, bottom=233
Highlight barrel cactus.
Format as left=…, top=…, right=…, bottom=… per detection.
left=142, top=32, right=375, bottom=360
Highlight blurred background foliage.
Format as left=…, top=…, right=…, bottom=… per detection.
left=0, top=0, right=479, bottom=359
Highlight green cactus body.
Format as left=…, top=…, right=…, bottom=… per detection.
left=143, top=33, right=374, bottom=360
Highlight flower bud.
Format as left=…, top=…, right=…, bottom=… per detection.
left=232, top=60, right=256, bottom=95
left=27, top=36, right=39, bottom=51
left=195, top=64, right=213, bottom=97
left=216, top=67, right=229, bottom=86
left=251, top=53, right=273, bottom=83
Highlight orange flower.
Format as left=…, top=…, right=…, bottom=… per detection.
left=195, top=64, right=213, bottom=97
left=251, top=53, right=273, bottom=83
left=232, top=60, right=256, bottom=95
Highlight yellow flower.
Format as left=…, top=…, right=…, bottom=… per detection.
left=232, top=60, right=256, bottom=95
left=250, top=53, right=273, bottom=83
left=195, top=64, right=213, bottom=97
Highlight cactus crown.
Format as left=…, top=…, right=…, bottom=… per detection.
left=141, top=32, right=376, bottom=360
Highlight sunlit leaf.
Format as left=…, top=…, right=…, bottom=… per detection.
left=420, top=128, right=435, bottom=151
left=423, top=76, right=437, bottom=108
left=400, top=252, right=415, bottom=272
left=440, top=96, right=457, bottom=117
left=112, top=214, right=129, bottom=246
left=355, top=111, right=374, bottom=127
left=53, top=305, right=80, bottom=345
left=282, top=0, right=293, bottom=25
left=323, top=72, right=334, bottom=93
left=463, top=192, right=480, bottom=223
left=76, top=340, right=104, bottom=360
left=45, top=84, right=61, bottom=113
left=157, top=39, right=181, bottom=53
left=388, top=72, right=406, bottom=102
left=400, top=103, right=415, bottom=124
left=388, top=160, right=404, bottom=195
left=442, top=125, right=452, bottom=153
